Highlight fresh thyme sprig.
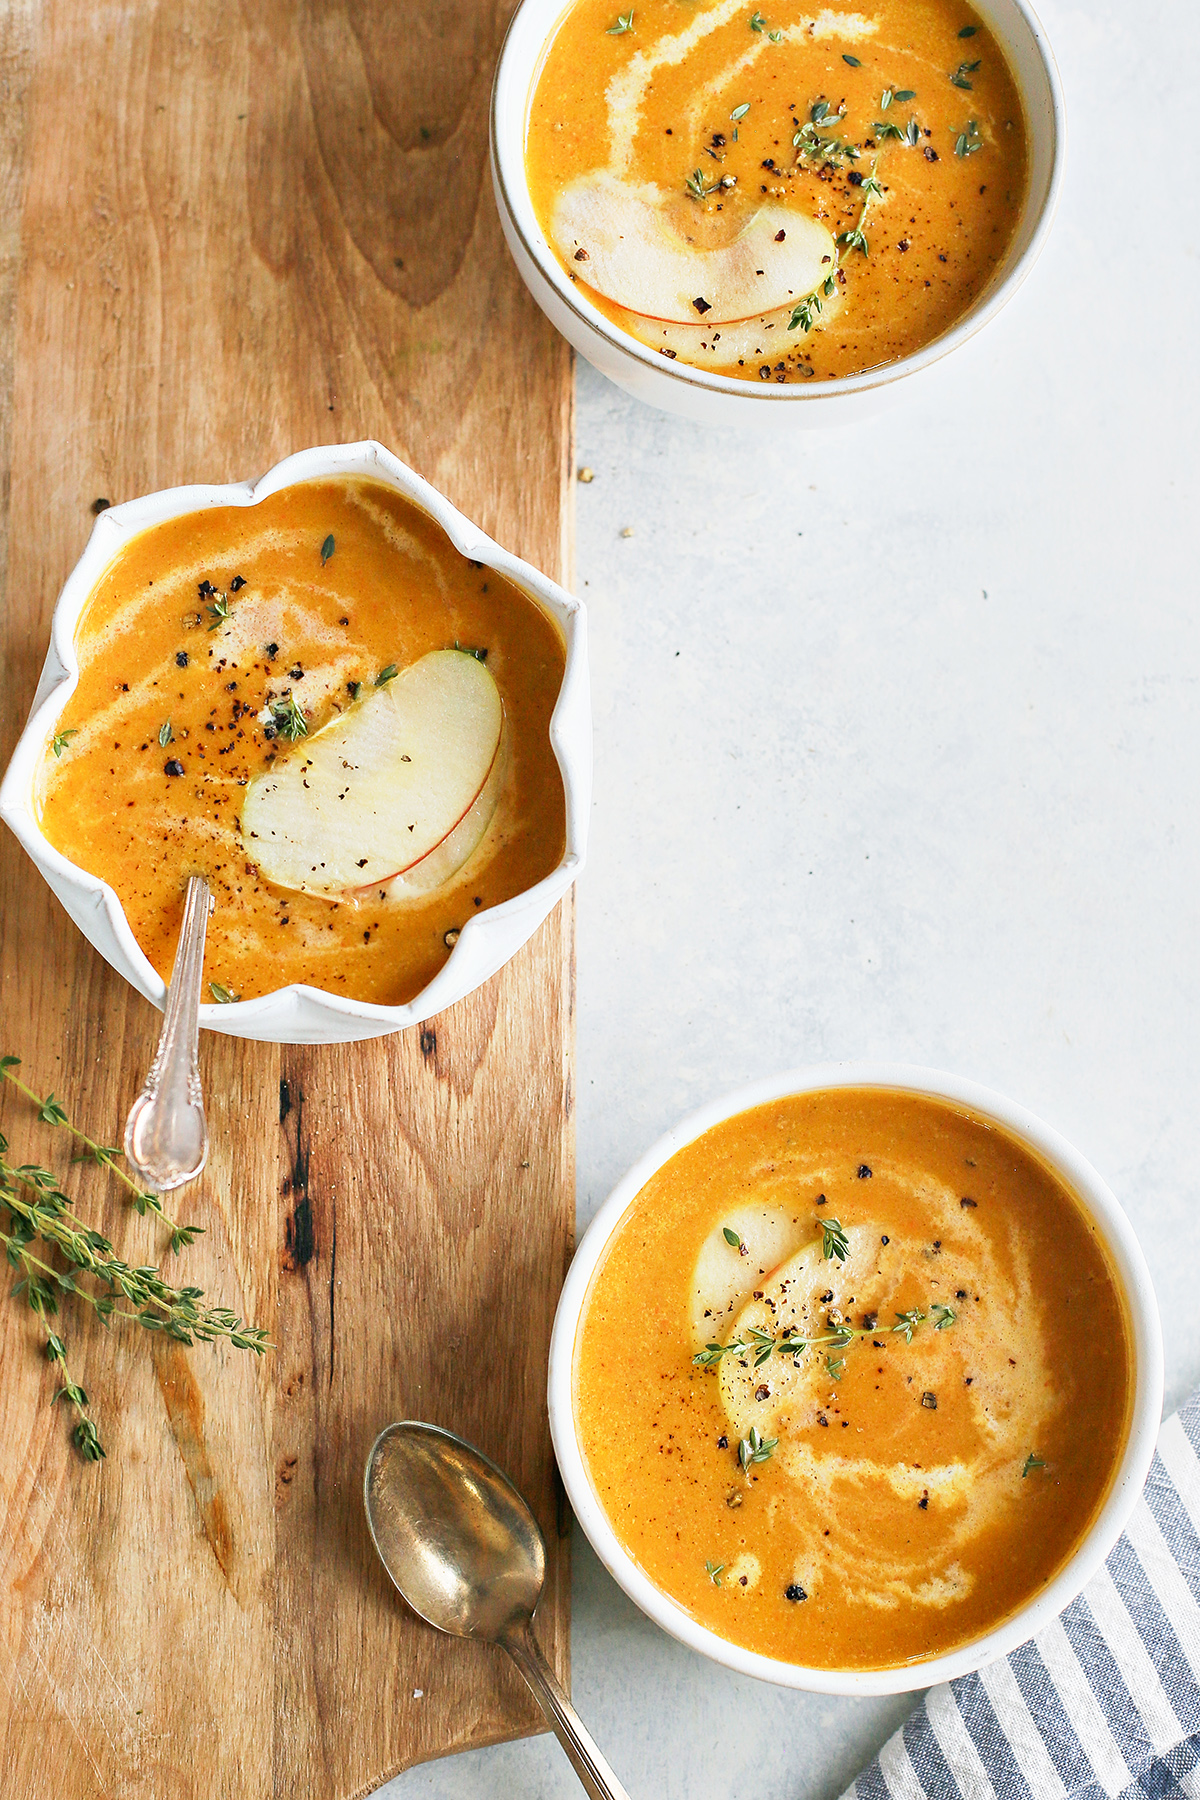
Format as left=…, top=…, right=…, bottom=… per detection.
left=694, top=1303, right=954, bottom=1371
left=792, top=100, right=860, bottom=169
left=206, top=593, right=232, bottom=630
left=875, top=115, right=921, bottom=147
left=738, top=1423, right=778, bottom=1468
left=821, top=1216, right=850, bottom=1261
left=1022, top=1451, right=1046, bottom=1477
left=788, top=267, right=839, bottom=334
left=0, top=1059, right=198, bottom=1250
left=955, top=119, right=982, bottom=157
left=45, top=1333, right=104, bottom=1461
left=269, top=693, right=309, bottom=741
left=949, top=58, right=981, bottom=90
left=606, top=8, right=633, bottom=31
left=836, top=159, right=884, bottom=256
left=0, top=1067, right=269, bottom=1461
left=51, top=728, right=78, bottom=758
left=685, top=167, right=720, bottom=202
left=705, top=1557, right=725, bottom=1585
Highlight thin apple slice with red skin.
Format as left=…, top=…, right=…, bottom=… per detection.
left=551, top=173, right=836, bottom=325
left=241, top=648, right=503, bottom=897
left=606, top=287, right=843, bottom=366
left=353, top=724, right=509, bottom=898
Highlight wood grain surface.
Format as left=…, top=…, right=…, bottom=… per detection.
left=0, top=2, right=576, bottom=1794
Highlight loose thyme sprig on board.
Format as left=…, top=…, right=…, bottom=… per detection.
left=0, top=1058, right=199, bottom=1250
left=0, top=1058, right=268, bottom=1462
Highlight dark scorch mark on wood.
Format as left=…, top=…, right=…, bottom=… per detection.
left=287, top=1196, right=315, bottom=1268
left=281, top=1074, right=314, bottom=1269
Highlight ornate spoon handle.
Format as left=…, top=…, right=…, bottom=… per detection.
left=501, top=1619, right=631, bottom=1800
left=123, top=874, right=211, bottom=1193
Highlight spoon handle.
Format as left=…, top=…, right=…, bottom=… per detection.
left=123, top=874, right=211, bottom=1192
left=501, top=1620, right=631, bottom=1800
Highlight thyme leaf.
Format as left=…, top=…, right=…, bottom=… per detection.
left=821, top=1216, right=850, bottom=1261
left=738, top=1424, right=778, bottom=1468
left=51, top=729, right=78, bottom=758
left=606, top=8, right=633, bottom=30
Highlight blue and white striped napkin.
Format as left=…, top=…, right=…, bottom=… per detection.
left=843, top=1390, right=1200, bottom=1800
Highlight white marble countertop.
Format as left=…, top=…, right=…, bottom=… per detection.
left=386, top=0, right=1198, bottom=1788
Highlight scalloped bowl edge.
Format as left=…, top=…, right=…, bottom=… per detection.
left=0, top=441, right=591, bottom=1044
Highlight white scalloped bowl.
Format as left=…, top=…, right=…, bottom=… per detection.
left=491, top=0, right=1065, bottom=428
left=0, top=442, right=590, bottom=1044
left=549, top=1063, right=1163, bottom=1695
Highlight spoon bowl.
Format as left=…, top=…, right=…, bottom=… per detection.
left=365, top=1422, right=544, bottom=1641
left=364, top=1421, right=630, bottom=1800
left=123, top=872, right=211, bottom=1193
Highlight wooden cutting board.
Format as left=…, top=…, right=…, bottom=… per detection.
left=0, top=2, right=575, bottom=1795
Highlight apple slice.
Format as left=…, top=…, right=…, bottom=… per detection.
left=608, top=286, right=843, bottom=367
left=241, top=649, right=504, bottom=897
left=690, top=1205, right=813, bottom=1351
left=551, top=173, right=835, bottom=325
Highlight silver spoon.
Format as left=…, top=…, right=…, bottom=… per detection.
left=123, top=873, right=211, bottom=1193
left=364, top=1421, right=630, bottom=1800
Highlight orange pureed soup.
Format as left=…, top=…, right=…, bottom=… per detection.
left=574, top=1089, right=1132, bottom=1670
left=527, top=0, right=1028, bottom=382
left=38, top=478, right=567, bottom=1005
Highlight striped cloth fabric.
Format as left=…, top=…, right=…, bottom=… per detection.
left=842, top=1390, right=1200, bottom=1800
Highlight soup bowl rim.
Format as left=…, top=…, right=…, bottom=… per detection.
left=0, top=439, right=590, bottom=1044
left=491, top=0, right=1066, bottom=416
left=548, top=1059, right=1164, bottom=1696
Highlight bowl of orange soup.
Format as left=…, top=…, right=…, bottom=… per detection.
left=549, top=1065, right=1162, bottom=1693
left=0, top=442, right=589, bottom=1043
left=492, top=0, right=1064, bottom=425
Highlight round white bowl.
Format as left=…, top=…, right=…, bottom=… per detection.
left=549, top=1062, right=1163, bottom=1695
left=0, top=441, right=590, bottom=1044
left=492, top=0, right=1065, bottom=428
